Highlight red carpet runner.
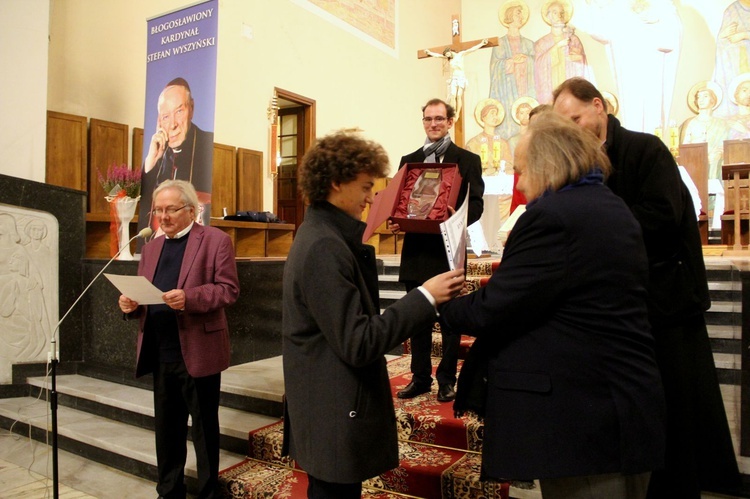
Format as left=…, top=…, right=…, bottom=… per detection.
left=218, top=258, right=514, bottom=498
left=218, top=357, right=509, bottom=498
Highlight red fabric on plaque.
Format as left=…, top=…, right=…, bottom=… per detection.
left=393, top=166, right=457, bottom=220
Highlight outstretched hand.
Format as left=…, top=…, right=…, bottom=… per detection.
left=423, top=268, right=465, bottom=305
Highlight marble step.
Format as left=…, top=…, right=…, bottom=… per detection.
left=25, top=373, right=279, bottom=455
left=709, top=280, right=742, bottom=302
left=0, top=396, right=246, bottom=491
left=710, top=324, right=741, bottom=340
left=0, top=357, right=288, bottom=495
left=380, top=289, right=406, bottom=301
left=74, top=355, right=286, bottom=418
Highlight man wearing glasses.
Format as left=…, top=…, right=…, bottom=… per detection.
left=118, top=180, right=239, bottom=499
left=390, top=98, right=484, bottom=402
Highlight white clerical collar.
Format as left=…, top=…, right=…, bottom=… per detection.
left=167, top=221, right=194, bottom=240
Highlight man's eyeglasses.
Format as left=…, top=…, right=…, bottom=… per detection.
left=422, top=117, right=448, bottom=124
left=151, top=205, right=188, bottom=216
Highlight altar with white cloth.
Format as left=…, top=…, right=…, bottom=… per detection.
left=468, top=173, right=515, bottom=254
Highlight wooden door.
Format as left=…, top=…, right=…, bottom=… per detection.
left=276, top=107, right=306, bottom=228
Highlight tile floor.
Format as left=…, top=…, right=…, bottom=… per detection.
left=0, top=432, right=156, bottom=498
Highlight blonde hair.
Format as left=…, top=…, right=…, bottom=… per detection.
left=524, top=111, right=611, bottom=193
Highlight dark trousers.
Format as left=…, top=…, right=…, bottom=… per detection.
left=405, top=281, right=460, bottom=387
left=646, top=314, right=740, bottom=498
left=153, top=360, right=221, bottom=499
left=307, top=475, right=361, bottom=499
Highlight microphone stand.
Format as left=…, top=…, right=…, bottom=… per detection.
left=48, top=227, right=152, bottom=499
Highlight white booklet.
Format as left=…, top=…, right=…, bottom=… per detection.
left=439, top=184, right=469, bottom=271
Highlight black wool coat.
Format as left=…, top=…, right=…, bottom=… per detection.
left=604, top=115, right=739, bottom=493
left=282, top=202, right=437, bottom=483
left=441, top=183, right=666, bottom=480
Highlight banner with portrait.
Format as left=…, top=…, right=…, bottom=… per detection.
left=137, top=0, right=218, bottom=247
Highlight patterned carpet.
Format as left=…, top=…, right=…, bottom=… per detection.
left=218, top=258, right=515, bottom=498
left=218, top=357, right=510, bottom=499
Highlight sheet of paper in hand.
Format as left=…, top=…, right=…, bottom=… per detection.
left=440, top=183, right=469, bottom=270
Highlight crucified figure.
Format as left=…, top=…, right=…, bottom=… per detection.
left=424, top=38, right=489, bottom=119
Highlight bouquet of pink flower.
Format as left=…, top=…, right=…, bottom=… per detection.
left=97, top=163, right=142, bottom=198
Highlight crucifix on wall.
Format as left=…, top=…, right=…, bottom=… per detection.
left=419, top=14, right=498, bottom=145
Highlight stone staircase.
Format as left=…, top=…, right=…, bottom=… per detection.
left=0, top=358, right=284, bottom=495
left=0, top=255, right=746, bottom=497
left=705, top=259, right=742, bottom=383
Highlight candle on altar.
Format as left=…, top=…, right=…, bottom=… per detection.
left=669, top=121, right=679, bottom=150
left=480, top=142, right=488, bottom=165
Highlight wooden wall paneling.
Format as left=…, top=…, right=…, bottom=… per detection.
left=236, top=226, right=268, bottom=257
left=722, top=163, right=750, bottom=249
left=211, top=143, right=236, bottom=218
left=236, top=148, right=263, bottom=213
left=725, top=140, right=750, bottom=232
left=210, top=219, right=267, bottom=257
left=266, top=223, right=295, bottom=256
left=678, top=143, right=710, bottom=244
left=85, top=217, right=111, bottom=258
left=132, top=128, right=143, bottom=172
left=89, top=118, right=129, bottom=214
left=679, top=143, right=709, bottom=214
left=719, top=141, right=750, bottom=225
left=213, top=225, right=237, bottom=252
left=278, top=204, right=298, bottom=227
left=84, top=213, right=139, bottom=259
left=46, top=111, right=87, bottom=191
left=725, top=139, right=750, bottom=165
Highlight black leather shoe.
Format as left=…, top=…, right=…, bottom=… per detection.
left=397, top=381, right=431, bottom=399
left=437, top=384, right=456, bottom=402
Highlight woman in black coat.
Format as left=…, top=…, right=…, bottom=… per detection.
left=440, top=112, right=666, bottom=499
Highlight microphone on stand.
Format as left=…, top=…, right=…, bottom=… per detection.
left=47, top=226, right=153, bottom=499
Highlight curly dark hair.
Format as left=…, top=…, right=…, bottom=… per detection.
left=298, top=131, right=390, bottom=203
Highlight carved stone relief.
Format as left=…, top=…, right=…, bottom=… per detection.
left=0, top=204, right=58, bottom=384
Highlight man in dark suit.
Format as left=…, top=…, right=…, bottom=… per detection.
left=118, top=180, right=239, bottom=499
left=391, top=98, right=484, bottom=402
left=139, top=77, right=214, bottom=232
left=553, top=77, right=740, bottom=498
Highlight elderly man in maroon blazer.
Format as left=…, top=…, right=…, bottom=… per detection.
left=118, top=179, right=239, bottom=499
